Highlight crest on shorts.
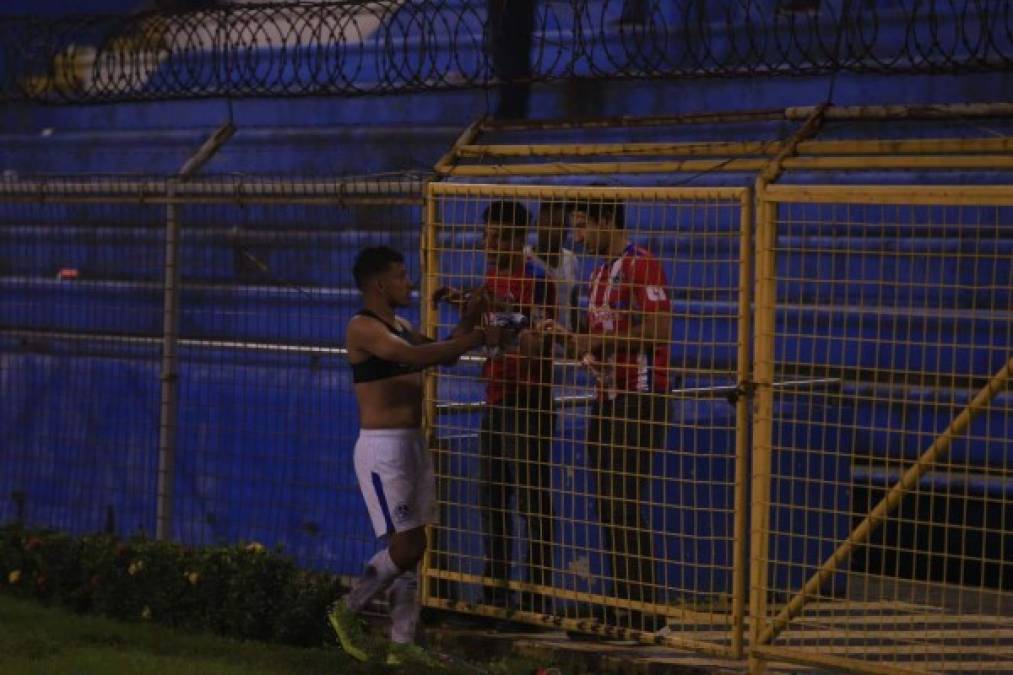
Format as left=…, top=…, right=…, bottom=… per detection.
left=393, top=502, right=412, bottom=523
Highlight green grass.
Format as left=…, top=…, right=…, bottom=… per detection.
left=2, top=594, right=548, bottom=674
left=0, top=594, right=568, bottom=674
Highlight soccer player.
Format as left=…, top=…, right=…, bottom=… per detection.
left=328, top=246, right=504, bottom=665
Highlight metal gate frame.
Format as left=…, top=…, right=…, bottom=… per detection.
left=749, top=184, right=1013, bottom=674
left=420, top=182, right=753, bottom=657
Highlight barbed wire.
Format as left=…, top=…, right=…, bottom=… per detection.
left=1, top=0, right=1010, bottom=104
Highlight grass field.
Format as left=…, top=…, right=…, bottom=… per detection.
left=0, top=594, right=547, bottom=674
left=0, top=594, right=369, bottom=674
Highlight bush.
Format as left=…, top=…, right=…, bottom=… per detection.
left=0, top=524, right=348, bottom=648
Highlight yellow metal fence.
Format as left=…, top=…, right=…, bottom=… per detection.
left=418, top=180, right=1012, bottom=673
left=749, top=185, right=1013, bottom=674
left=421, top=183, right=753, bottom=656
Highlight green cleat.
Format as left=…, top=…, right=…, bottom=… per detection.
left=327, top=600, right=370, bottom=662
left=385, top=642, right=445, bottom=668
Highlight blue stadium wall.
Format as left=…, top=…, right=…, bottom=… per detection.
left=0, top=1, right=1010, bottom=593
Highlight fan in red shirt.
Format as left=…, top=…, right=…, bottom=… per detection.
left=478, top=200, right=557, bottom=614
left=585, top=241, right=672, bottom=398
left=541, top=198, right=673, bottom=633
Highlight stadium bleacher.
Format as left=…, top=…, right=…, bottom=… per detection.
left=0, top=2, right=1009, bottom=593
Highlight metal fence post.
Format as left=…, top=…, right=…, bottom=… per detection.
left=419, top=181, right=439, bottom=604
left=155, top=121, right=235, bottom=541
left=731, top=187, right=754, bottom=658
left=156, top=180, right=182, bottom=541
left=748, top=190, right=777, bottom=674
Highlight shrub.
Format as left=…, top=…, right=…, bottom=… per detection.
left=0, top=524, right=348, bottom=648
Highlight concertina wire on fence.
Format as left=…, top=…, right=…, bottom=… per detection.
left=1, top=0, right=1011, bottom=103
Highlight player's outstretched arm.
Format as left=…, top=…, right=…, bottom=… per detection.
left=348, top=314, right=502, bottom=369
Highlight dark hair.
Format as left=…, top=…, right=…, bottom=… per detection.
left=353, top=246, right=404, bottom=290
left=483, top=200, right=530, bottom=228
left=584, top=199, right=625, bottom=230
left=538, top=201, right=572, bottom=225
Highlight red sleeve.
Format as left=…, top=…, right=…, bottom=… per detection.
left=630, top=256, right=670, bottom=313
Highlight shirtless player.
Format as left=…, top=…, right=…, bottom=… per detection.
left=327, top=246, right=504, bottom=665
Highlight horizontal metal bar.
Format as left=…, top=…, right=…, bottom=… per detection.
left=786, top=102, right=1013, bottom=120
left=0, top=328, right=493, bottom=363
left=797, top=137, right=1013, bottom=156
left=484, top=103, right=1013, bottom=134
left=0, top=178, right=425, bottom=204
left=1, top=328, right=350, bottom=356
left=442, top=153, right=1013, bottom=177
left=428, top=182, right=748, bottom=200
left=457, top=137, right=1013, bottom=159
left=457, top=140, right=781, bottom=158
left=0, top=276, right=364, bottom=297
left=762, top=184, right=1013, bottom=205
left=781, top=154, right=1013, bottom=170
left=0, top=125, right=464, bottom=145
left=421, top=596, right=735, bottom=658
left=434, top=378, right=842, bottom=414
left=440, top=158, right=768, bottom=176
left=481, top=109, right=785, bottom=132
left=422, top=567, right=734, bottom=628
left=750, top=645, right=924, bottom=675
left=434, top=400, right=488, bottom=414
left=0, top=195, right=422, bottom=206
left=3, top=329, right=841, bottom=398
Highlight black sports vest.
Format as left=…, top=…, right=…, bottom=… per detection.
left=350, top=309, right=425, bottom=383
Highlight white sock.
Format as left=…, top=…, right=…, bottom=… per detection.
left=345, top=548, right=402, bottom=612
left=388, top=568, right=420, bottom=645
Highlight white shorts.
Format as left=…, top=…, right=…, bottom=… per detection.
left=353, top=428, right=437, bottom=538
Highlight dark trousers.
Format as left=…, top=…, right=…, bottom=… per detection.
left=587, top=393, right=669, bottom=610
left=479, top=387, right=555, bottom=609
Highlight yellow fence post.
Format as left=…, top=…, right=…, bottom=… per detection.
left=419, top=181, right=440, bottom=603
left=748, top=191, right=778, bottom=674
left=731, top=187, right=754, bottom=659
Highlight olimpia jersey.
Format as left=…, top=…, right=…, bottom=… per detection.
left=585, top=244, right=671, bottom=398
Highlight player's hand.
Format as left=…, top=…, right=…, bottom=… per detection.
left=482, top=324, right=507, bottom=348
left=517, top=329, right=542, bottom=356
left=571, top=332, right=599, bottom=357
left=536, top=320, right=599, bottom=356
left=535, top=318, right=567, bottom=336
left=432, top=285, right=468, bottom=309
left=463, top=287, right=490, bottom=323
left=535, top=319, right=573, bottom=346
